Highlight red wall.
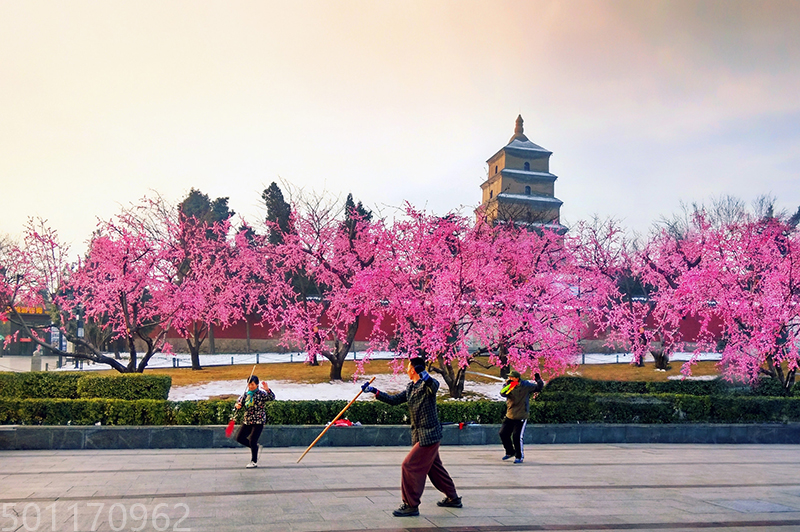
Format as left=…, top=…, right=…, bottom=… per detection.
left=167, top=312, right=721, bottom=345
left=582, top=313, right=724, bottom=342
left=167, top=312, right=396, bottom=341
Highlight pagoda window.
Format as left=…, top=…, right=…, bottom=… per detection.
left=525, top=186, right=531, bottom=195
left=494, top=165, right=498, bottom=174
left=489, top=190, right=493, bottom=199
left=524, top=162, right=530, bottom=171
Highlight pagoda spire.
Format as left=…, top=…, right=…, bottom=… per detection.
left=509, top=114, right=529, bottom=143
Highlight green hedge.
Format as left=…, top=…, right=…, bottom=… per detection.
left=543, top=376, right=798, bottom=397
left=0, top=372, right=171, bottom=400
left=76, top=374, right=171, bottom=400
left=0, top=398, right=173, bottom=425
left=0, top=372, right=83, bottom=399
left=3, top=395, right=800, bottom=426
left=531, top=392, right=800, bottom=424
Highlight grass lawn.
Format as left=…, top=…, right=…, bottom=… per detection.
left=574, top=360, right=719, bottom=382
left=98, top=357, right=722, bottom=388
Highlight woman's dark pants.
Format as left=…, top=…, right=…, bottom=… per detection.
left=236, top=424, right=264, bottom=462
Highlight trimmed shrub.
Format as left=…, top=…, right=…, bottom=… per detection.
left=0, top=372, right=83, bottom=399
left=751, top=377, right=793, bottom=397
left=545, top=376, right=737, bottom=396
left=346, top=401, right=408, bottom=425
left=0, top=398, right=107, bottom=425
left=708, top=395, right=800, bottom=423
left=0, top=373, right=171, bottom=400
left=77, top=374, right=171, bottom=400
left=3, top=395, right=800, bottom=426
left=173, top=399, right=233, bottom=425
left=105, top=399, right=174, bottom=425
left=436, top=400, right=506, bottom=425
left=265, top=400, right=349, bottom=425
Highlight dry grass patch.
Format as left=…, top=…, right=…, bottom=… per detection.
left=463, top=357, right=721, bottom=383
left=96, top=359, right=400, bottom=387
left=93, top=356, right=721, bottom=387
left=572, top=360, right=720, bottom=382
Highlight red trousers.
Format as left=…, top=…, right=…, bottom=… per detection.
left=401, top=442, right=458, bottom=507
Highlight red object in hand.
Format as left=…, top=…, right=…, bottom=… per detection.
left=225, top=419, right=236, bottom=438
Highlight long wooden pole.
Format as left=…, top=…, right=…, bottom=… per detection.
left=296, top=376, right=375, bottom=463
left=465, top=370, right=506, bottom=382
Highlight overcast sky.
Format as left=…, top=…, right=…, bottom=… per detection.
left=2, top=0, right=799, bottom=249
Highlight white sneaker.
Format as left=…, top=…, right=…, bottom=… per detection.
left=246, top=461, right=258, bottom=468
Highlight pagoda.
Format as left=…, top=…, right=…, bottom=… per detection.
left=480, top=115, right=564, bottom=231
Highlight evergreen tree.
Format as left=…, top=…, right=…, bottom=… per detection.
left=262, top=182, right=293, bottom=244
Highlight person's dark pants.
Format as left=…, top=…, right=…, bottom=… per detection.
left=499, top=417, right=527, bottom=459
left=236, top=424, right=264, bottom=462
left=400, top=442, right=458, bottom=508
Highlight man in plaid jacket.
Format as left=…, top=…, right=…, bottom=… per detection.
left=362, top=356, right=462, bottom=517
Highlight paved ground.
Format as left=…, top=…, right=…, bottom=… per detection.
left=1, top=444, right=799, bottom=531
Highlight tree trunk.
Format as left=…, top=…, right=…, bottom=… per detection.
left=126, top=333, right=137, bottom=372
left=651, top=348, right=670, bottom=370
left=765, top=353, right=795, bottom=395
left=245, top=315, right=251, bottom=354
left=187, top=340, right=202, bottom=370
left=329, top=360, right=343, bottom=380
left=786, top=369, right=796, bottom=394
left=208, top=323, right=216, bottom=355
left=324, top=317, right=360, bottom=381
left=434, top=354, right=466, bottom=398
left=187, top=322, right=206, bottom=370
left=497, top=343, right=510, bottom=379
left=135, top=329, right=167, bottom=373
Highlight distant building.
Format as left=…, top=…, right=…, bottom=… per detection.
left=480, top=115, right=564, bottom=231
left=0, top=306, right=51, bottom=356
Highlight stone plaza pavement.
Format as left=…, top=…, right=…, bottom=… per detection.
left=1, top=444, right=799, bottom=532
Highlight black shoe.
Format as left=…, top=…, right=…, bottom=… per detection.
left=436, top=496, right=462, bottom=508
left=392, top=503, right=419, bottom=517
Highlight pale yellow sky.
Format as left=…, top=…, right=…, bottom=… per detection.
left=2, top=0, right=799, bottom=248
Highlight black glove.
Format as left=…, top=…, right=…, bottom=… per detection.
left=361, top=381, right=378, bottom=394
left=534, top=373, right=541, bottom=381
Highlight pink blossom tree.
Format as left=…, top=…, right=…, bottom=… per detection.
left=572, top=215, right=706, bottom=370
left=156, top=190, right=248, bottom=370
left=61, top=206, right=176, bottom=372
left=636, top=213, right=709, bottom=369
left=360, top=207, right=589, bottom=398
left=262, top=191, right=382, bottom=381
left=477, top=219, right=595, bottom=380
left=679, top=205, right=800, bottom=392
left=564, top=218, right=653, bottom=363
left=1, top=219, right=138, bottom=371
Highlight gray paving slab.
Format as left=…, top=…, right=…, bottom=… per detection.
left=1, top=444, right=800, bottom=531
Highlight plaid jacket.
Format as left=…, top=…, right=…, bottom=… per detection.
left=377, top=378, right=442, bottom=446
left=237, top=388, right=275, bottom=425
